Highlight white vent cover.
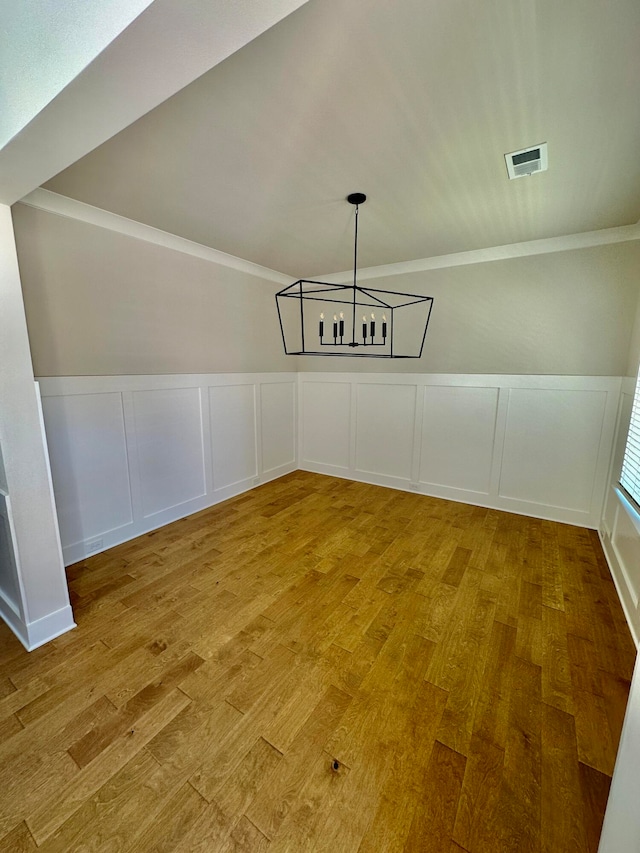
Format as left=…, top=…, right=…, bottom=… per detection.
left=505, top=143, right=548, bottom=179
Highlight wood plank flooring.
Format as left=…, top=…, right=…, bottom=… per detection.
left=0, top=471, right=635, bottom=851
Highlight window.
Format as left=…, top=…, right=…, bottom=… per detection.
left=620, top=375, right=640, bottom=507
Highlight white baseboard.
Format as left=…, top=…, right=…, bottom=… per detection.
left=599, top=486, right=640, bottom=648
left=37, top=373, right=298, bottom=566
left=63, top=462, right=296, bottom=565
left=0, top=593, right=76, bottom=652
left=300, top=463, right=597, bottom=528
left=23, top=606, right=77, bottom=651
left=299, top=374, right=621, bottom=530
left=599, top=529, right=640, bottom=649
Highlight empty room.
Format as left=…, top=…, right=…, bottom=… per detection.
left=1, top=0, right=640, bottom=850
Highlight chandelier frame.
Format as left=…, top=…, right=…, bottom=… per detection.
left=275, top=193, right=434, bottom=359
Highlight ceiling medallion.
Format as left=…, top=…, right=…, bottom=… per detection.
left=276, top=193, right=434, bottom=358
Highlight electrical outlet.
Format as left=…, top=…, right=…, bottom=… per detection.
left=87, top=539, right=103, bottom=554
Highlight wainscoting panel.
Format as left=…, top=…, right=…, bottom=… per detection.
left=39, top=372, right=622, bottom=572
left=261, top=381, right=296, bottom=474
left=499, top=388, right=607, bottom=513
left=301, top=380, right=351, bottom=471
left=355, top=383, right=416, bottom=481
left=600, top=377, right=640, bottom=646
left=0, top=492, right=23, bottom=618
left=38, top=374, right=297, bottom=564
left=209, top=384, right=258, bottom=491
left=610, top=500, right=640, bottom=607
left=41, top=392, right=133, bottom=546
left=602, top=489, right=640, bottom=648
left=300, top=373, right=621, bottom=530
left=132, top=387, right=206, bottom=519
left=420, top=385, right=498, bottom=495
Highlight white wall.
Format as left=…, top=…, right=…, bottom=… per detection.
left=598, top=656, right=640, bottom=852
left=599, top=278, right=640, bottom=645
left=596, top=284, right=640, bottom=851
left=299, top=372, right=620, bottom=529
left=37, top=370, right=621, bottom=564
left=600, top=379, right=640, bottom=645
left=38, top=373, right=297, bottom=564
left=0, top=205, right=74, bottom=649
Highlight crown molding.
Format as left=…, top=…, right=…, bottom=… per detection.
left=312, top=222, right=640, bottom=284
left=19, top=188, right=640, bottom=287
left=17, top=189, right=291, bottom=286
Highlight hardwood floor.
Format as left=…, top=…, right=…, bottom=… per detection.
left=0, top=471, right=635, bottom=852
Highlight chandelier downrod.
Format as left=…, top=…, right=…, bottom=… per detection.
left=347, top=192, right=366, bottom=347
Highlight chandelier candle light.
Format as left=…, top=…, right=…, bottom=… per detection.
left=275, top=193, right=434, bottom=358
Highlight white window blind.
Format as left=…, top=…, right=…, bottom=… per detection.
left=620, top=375, right=640, bottom=507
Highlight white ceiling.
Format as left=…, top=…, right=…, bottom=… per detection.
left=0, top=0, right=154, bottom=149
left=42, top=0, right=640, bottom=277
left=0, top=0, right=311, bottom=204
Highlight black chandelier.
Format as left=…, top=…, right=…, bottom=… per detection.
left=275, top=193, right=434, bottom=358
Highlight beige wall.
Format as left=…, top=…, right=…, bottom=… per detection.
left=300, top=243, right=640, bottom=375
left=12, top=202, right=640, bottom=377
left=12, top=204, right=291, bottom=376
left=626, top=280, right=640, bottom=378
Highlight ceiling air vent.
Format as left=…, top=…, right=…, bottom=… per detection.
left=505, top=143, right=548, bottom=179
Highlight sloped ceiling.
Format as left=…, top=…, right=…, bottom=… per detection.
left=0, top=0, right=154, bottom=149
left=43, top=0, right=640, bottom=276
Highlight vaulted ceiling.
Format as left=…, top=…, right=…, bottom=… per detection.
left=42, top=0, right=640, bottom=277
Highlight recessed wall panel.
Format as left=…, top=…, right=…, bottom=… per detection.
left=420, top=385, right=498, bottom=494
left=0, top=494, right=22, bottom=613
left=210, top=384, right=257, bottom=489
left=41, top=392, right=132, bottom=545
left=499, top=388, right=606, bottom=512
left=261, top=382, right=295, bottom=473
left=132, top=387, right=205, bottom=518
left=612, top=503, right=640, bottom=607
left=301, top=381, right=350, bottom=469
left=356, top=383, right=416, bottom=480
